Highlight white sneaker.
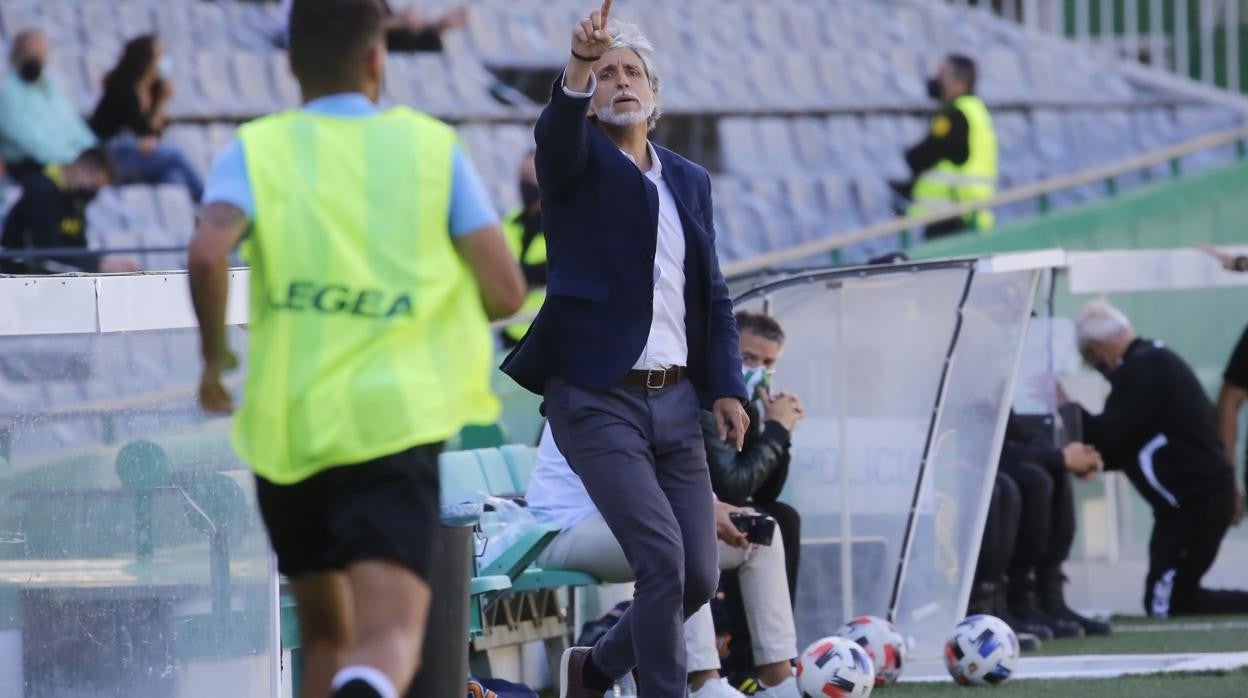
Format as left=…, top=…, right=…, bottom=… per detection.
left=688, top=677, right=747, bottom=698
left=752, top=676, right=800, bottom=698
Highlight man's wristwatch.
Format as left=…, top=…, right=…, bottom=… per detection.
left=1234, top=255, right=1248, bottom=272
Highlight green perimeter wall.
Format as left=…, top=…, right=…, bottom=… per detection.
left=913, top=158, right=1248, bottom=387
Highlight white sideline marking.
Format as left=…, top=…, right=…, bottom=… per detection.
left=901, top=652, right=1248, bottom=683
left=1116, top=621, right=1248, bottom=633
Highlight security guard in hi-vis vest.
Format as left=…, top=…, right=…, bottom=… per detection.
left=502, top=150, right=547, bottom=348
left=186, top=1, right=524, bottom=697
left=892, top=53, right=998, bottom=240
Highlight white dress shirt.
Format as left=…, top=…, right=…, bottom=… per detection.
left=563, top=73, right=689, bottom=370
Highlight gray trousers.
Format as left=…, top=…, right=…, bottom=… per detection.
left=545, top=377, right=719, bottom=698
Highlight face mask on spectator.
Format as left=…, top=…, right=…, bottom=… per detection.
left=158, top=55, right=174, bottom=77
left=17, top=58, right=43, bottom=83
left=742, top=365, right=773, bottom=400
left=925, top=76, right=942, bottom=101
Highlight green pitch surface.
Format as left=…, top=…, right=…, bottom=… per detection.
left=888, top=668, right=1248, bottom=696
left=887, top=616, right=1248, bottom=697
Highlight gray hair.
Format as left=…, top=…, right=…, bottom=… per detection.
left=1075, top=299, right=1133, bottom=350
left=605, top=20, right=662, bottom=131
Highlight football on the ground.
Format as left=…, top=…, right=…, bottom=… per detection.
left=797, top=635, right=875, bottom=697
left=944, top=614, right=1020, bottom=686
left=834, top=615, right=907, bottom=686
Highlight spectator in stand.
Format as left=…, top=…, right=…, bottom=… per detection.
left=0, top=147, right=136, bottom=274
left=89, top=35, right=203, bottom=202
left=0, top=30, right=98, bottom=180
left=278, top=0, right=468, bottom=53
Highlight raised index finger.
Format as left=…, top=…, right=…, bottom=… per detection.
left=600, top=0, right=613, bottom=28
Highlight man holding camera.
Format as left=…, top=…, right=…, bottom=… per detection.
left=527, top=422, right=800, bottom=698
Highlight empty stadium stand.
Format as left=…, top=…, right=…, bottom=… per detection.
left=0, top=0, right=1245, bottom=417
left=2, top=0, right=1242, bottom=268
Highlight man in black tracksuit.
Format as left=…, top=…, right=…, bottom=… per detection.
left=1074, top=301, right=1248, bottom=616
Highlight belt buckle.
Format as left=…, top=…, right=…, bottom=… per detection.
left=645, top=368, right=667, bottom=390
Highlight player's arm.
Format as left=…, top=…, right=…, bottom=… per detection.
left=188, top=203, right=247, bottom=413
left=455, top=225, right=526, bottom=321
left=447, top=144, right=525, bottom=320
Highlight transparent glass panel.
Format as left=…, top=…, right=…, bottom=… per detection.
left=892, top=269, right=1037, bottom=660
left=736, top=265, right=975, bottom=654
left=0, top=328, right=276, bottom=698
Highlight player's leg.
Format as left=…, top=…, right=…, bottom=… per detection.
left=291, top=572, right=354, bottom=698
left=326, top=444, right=442, bottom=697
left=254, top=470, right=349, bottom=697
left=330, top=560, right=432, bottom=697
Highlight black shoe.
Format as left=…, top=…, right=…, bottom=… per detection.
left=1008, top=570, right=1084, bottom=639
left=1039, top=569, right=1112, bottom=636
left=996, top=575, right=1055, bottom=641
left=998, top=608, right=1055, bottom=642
left=1015, top=631, right=1043, bottom=652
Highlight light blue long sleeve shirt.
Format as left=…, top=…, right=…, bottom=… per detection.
left=0, top=75, right=96, bottom=165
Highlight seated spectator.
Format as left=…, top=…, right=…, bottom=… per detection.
left=706, top=311, right=803, bottom=685
left=527, top=424, right=800, bottom=698
left=0, top=29, right=98, bottom=180
left=999, top=413, right=1111, bottom=638
left=1069, top=300, right=1248, bottom=616
left=89, top=35, right=203, bottom=202
left=0, top=147, right=136, bottom=274
left=277, top=0, right=468, bottom=53
left=707, top=311, right=804, bottom=601
left=968, top=411, right=1109, bottom=646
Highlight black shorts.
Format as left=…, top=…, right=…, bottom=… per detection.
left=255, top=443, right=442, bottom=580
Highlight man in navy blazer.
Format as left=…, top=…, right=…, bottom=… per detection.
left=500, top=4, right=750, bottom=697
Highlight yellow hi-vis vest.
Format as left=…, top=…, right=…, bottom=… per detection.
left=234, top=106, right=499, bottom=484
left=909, top=94, right=999, bottom=231
left=501, top=207, right=546, bottom=343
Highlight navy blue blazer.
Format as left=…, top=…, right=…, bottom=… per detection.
left=500, top=75, right=748, bottom=408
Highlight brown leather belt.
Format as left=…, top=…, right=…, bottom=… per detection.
left=622, top=366, right=687, bottom=390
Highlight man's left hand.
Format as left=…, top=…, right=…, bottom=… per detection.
left=713, top=398, right=750, bottom=452
left=714, top=500, right=749, bottom=549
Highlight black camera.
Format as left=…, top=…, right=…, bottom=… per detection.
left=729, top=512, right=776, bottom=546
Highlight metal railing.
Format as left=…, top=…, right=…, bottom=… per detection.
left=720, top=122, right=1248, bottom=278
left=946, top=0, right=1247, bottom=94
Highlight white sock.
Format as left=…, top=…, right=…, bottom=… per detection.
left=330, top=665, right=398, bottom=698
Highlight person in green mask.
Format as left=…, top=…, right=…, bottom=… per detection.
left=186, top=1, right=524, bottom=697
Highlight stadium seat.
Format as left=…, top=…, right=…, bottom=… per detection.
left=474, top=448, right=518, bottom=495
left=440, top=450, right=489, bottom=497
left=499, top=444, right=537, bottom=492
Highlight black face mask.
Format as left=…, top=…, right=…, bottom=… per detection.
left=926, top=76, right=943, bottom=101
left=519, top=180, right=541, bottom=209
left=17, top=58, right=43, bottom=84
left=1092, top=361, right=1114, bottom=380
